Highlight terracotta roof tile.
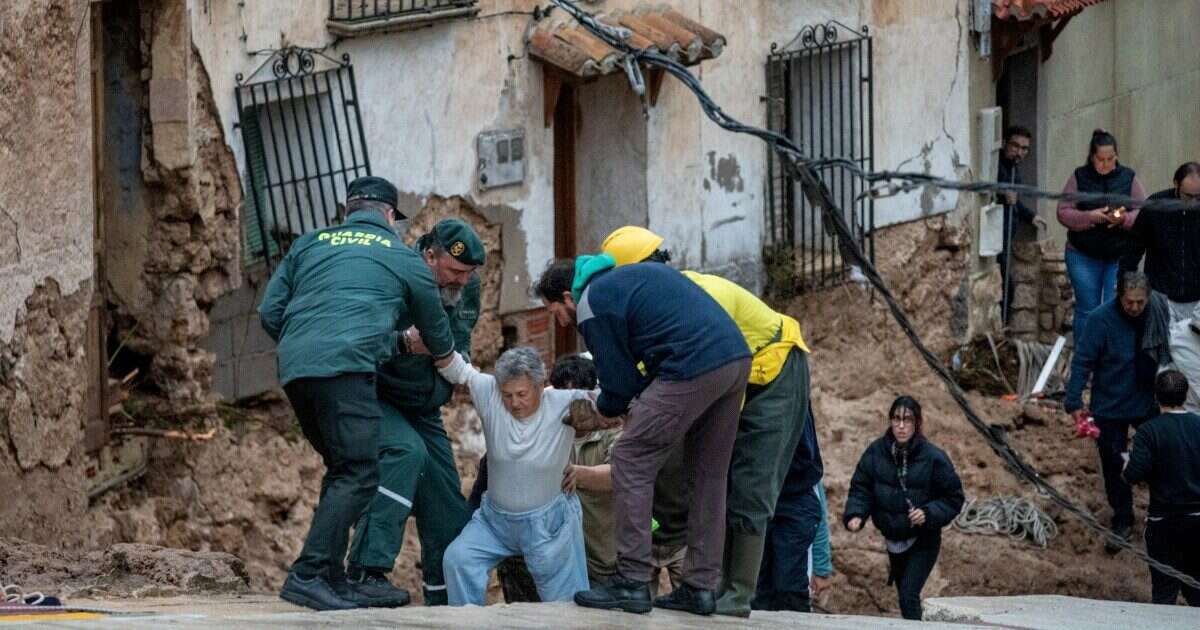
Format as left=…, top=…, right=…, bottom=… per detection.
left=529, top=5, right=726, bottom=78
left=993, top=0, right=1108, bottom=21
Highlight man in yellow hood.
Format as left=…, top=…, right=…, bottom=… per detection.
left=602, top=226, right=815, bottom=616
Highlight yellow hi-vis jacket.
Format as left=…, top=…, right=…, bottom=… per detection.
left=682, top=271, right=809, bottom=385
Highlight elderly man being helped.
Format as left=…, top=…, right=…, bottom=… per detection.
left=438, top=346, right=599, bottom=605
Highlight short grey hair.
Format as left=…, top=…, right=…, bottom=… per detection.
left=1117, top=271, right=1150, bottom=297
left=494, top=347, right=546, bottom=387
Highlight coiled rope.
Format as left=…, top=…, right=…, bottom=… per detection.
left=954, top=496, right=1058, bottom=548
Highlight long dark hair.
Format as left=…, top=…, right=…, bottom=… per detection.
left=1086, top=128, right=1118, bottom=164
left=887, top=395, right=924, bottom=439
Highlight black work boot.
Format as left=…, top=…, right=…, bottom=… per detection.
left=279, top=573, right=356, bottom=611
left=574, top=574, right=652, bottom=614
left=774, top=590, right=811, bottom=613
left=654, top=582, right=716, bottom=616
left=345, top=570, right=411, bottom=608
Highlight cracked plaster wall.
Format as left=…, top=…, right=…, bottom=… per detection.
left=195, top=0, right=969, bottom=300
left=189, top=0, right=983, bottom=345
left=0, top=0, right=96, bottom=546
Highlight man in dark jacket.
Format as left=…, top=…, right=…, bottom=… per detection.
left=1123, top=369, right=1200, bottom=606
left=347, top=219, right=486, bottom=606
left=535, top=255, right=750, bottom=616
left=258, top=176, right=456, bottom=611
left=1065, top=271, right=1160, bottom=550
left=997, top=126, right=1036, bottom=324
left=1132, top=162, right=1200, bottom=323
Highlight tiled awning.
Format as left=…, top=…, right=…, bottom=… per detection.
left=529, top=7, right=726, bottom=79
left=992, top=0, right=1107, bottom=21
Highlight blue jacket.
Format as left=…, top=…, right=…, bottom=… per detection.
left=575, top=259, right=749, bottom=417
left=1065, top=300, right=1160, bottom=421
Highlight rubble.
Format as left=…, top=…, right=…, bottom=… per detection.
left=0, top=538, right=248, bottom=599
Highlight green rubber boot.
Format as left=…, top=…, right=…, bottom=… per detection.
left=714, top=532, right=766, bottom=618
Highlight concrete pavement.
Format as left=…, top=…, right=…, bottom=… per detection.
left=4, top=595, right=1196, bottom=628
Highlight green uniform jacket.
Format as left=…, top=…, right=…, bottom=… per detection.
left=377, top=275, right=480, bottom=415
left=258, top=212, right=455, bottom=385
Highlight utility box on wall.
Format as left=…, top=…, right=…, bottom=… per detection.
left=477, top=129, right=526, bottom=190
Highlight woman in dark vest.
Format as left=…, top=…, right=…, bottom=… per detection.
left=1056, top=129, right=1148, bottom=337
left=842, top=396, right=964, bottom=620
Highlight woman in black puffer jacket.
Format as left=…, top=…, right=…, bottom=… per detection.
left=842, top=396, right=964, bottom=620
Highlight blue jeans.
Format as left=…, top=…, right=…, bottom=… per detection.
left=444, top=492, right=588, bottom=605
left=1066, top=247, right=1120, bottom=338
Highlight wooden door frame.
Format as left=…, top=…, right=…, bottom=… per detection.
left=552, top=78, right=578, bottom=356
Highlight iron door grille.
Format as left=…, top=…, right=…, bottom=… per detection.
left=765, top=22, right=874, bottom=293
left=235, top=48, right=371, bottom=269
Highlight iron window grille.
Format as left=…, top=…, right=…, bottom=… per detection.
left=765, top=21, right=875, bottom=294
left=235, top=47, right=371, bottom=270
left=328, top=0, right=479, bottom=26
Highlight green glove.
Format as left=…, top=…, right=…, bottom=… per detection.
left=651, top=518, right=660, bottom=532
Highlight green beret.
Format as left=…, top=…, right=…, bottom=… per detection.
left=346, top=176, right=400, bottom=216
left=432, top=219, right=486, bottom=266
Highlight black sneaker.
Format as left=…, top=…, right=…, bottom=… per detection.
left=574, top=574, right=652, bottom=614
left=341, top=572, right=411, bottom=608
left=279, top=573, right=356, bottom=611
left=1105, top=525, right=1133, bottom=555
left=654, top=582, right=716, bottom=616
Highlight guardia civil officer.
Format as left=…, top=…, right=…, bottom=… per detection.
left=348, top=219, right=486, bottom=605
left=258, top=176, right=456, bottom=611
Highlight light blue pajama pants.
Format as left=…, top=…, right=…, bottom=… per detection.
left=444, top=492, right=589, bottom=605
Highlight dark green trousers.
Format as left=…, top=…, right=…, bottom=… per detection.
left=348, top=402, right=469, bottom=604
left=283, top=373, right=381, bottom=581
left=727, top=349, right=810, bottom=535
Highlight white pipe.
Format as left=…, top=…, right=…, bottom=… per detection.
left=1031, top=335, right=1067, bottom=396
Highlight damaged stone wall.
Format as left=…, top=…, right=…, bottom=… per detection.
left=0, top=282, right=93, bottom=546
left=106, top=0, right=241, bottom=404
left=0, top=0, right=97, bottom=547
left=1004, top=240, right=1073, bottom=344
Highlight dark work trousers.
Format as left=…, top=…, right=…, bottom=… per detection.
left=611, top=358, right=751, bottom=591
left=887, top=535, right=941, bottom=621
left=467, top=457, right=540, bottom=603
left=727, top=349, right=810, bottom=535
left=347, top=403, right=469, bottom=605
left=283, top=373, right=381, bottom=582
left=752, top=485, right=821, bottom=612
left=1145, top=515, right=1200, bottom=606
left=1094, top=417, right=1148, bottom=529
